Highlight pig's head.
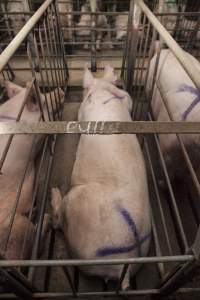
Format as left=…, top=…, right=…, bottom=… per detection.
left=83, top=65, right=132, bottom=113
left=76, top=3, right=91, bottom=36
left=4, top=81, right=64, bottom=120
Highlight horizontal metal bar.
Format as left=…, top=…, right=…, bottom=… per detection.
left=0, top=0, right=53, bottom=73
left=1, top=286, right=200, bottom=299
left=0, top=121, right=200, bottom=135
left=0, top=290, right=159, bottom=299
left=0, top=255, right=194, bottom=268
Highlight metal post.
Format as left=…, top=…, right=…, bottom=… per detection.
left=90, top=0, right=97, bottom=72
left=125, top=1, right=141, bottom=96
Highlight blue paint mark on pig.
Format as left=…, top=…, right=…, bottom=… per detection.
left=96, top=206, right=151, bottom=257
left=177, top=84, right=200, bottom=120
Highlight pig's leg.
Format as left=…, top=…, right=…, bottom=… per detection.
left=121, top=269, right=130, bottom=290
left=51, top=187, right=63, bottom=229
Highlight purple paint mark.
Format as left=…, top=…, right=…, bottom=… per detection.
left=96, top=232, right=151, bottom=256
left=103, top=95, right=124, bottom=105
left=0, top=115, right=17, bottom=122
left=96, top=206, right=151, bottom=257
left=177, top=84, right=200, bottom=120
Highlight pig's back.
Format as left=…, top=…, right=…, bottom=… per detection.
left=66, top=133, right=150, bottom=276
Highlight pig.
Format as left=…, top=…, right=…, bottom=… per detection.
left=115, top=13, right=128, bottom=41
left=0, top=81, right=64, bottom=259
left=6, top=1, right=26, bottom=37
left=51, top=66, right=151, bottom=288
left=146, top=48, right=200, bottom=182
left=76, top=1, right=113, bottom=50
left=58, top=0, right=73, bottom=42
left=155, top=1, right=178, bottom=36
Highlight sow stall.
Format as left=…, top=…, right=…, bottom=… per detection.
left=0, top=0, right=200, bottom=299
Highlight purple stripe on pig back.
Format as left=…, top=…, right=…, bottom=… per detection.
left=96, top=206, right=151, bottom=257
left=103, top=95, right=124, bottom=105
left=177, top=84, right=200, bottom=120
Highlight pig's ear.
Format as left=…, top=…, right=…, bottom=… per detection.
left=4, top=81, right=23, bottom=98
left=83, top=66, right=94, bottom=88
left=103, top=65, right=117, bottom=84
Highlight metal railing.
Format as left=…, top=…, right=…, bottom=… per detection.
left=0, top=0, right=200, bottom=299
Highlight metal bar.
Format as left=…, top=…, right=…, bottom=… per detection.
left=28, top=136, right=55, bottom=282
left=0, top=268, right=33, bottom=300
left=0, top=290, right=159, bottom=299
left=1, top=121, right=200, bottom=135
left=3, top=286, right=200, bottom=300
left=144, top=139, right=173, bottom=255
left=0, top=255, right=194, bottom=268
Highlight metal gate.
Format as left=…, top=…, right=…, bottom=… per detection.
left=0, top=0, right=200, bottom=299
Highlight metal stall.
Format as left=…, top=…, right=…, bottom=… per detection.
left=0, top=0, right=68, bottom=298
left=0, top=0, right=200, bottom=299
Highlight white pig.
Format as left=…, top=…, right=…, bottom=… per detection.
left=58, top=0, right=73, bottom=41
left=76, top=2, right=112, bottom=50
left=0, top=81, right=64, bottom=259
left=146, top=48, right=200, bottom=181
left=155, top=1, right=178, bottom=36
left=51, top=66, right=151, bottom=288
left=115, top=13, right=128, bottom=41
left=6, top=1, right=26, bottom=37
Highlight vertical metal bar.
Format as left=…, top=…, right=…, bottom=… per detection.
left=38, top=25, right=53, bottom=121
left=90, top=0, right=97, bottom=72
left=144, top=138, right=173, bottom=256
left=20, top=137, right=49, bottom=260
left=150, top=117, right=189, bottom=252
left=51, top=3, right=65, bottom=88
left=46, top=6, right=61, bottom=118
left=3, top=137, right=38, bottom=254
left=28, top=135, right=56, bottom=283
left=126, top=2, right=141, bottom=97
left=137, top=20, right=151, bottom=120
left=132, top=13, right=146, bottom=120
left=53, top=0, right=69, bottom=86
left=49, top=5, right=63, bottom=88
left=44, top=10, right=59, bottom=118
left=121, top=0, right=134, bottom=80
left=62, top=266, right=77, bottom=297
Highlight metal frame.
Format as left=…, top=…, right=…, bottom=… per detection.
left=0, top=0, right=200, bottom=299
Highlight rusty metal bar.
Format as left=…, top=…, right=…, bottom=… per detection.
left=0, top=121, right=200, bottom=135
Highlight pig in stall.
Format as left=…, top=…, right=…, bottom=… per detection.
left=5, top=1, right=26, bottom=38
left=0, top=81, right=64, bottom=259
left=51, top=66, right=151, bottom=288
left=58, top=1, right=73, bottom=42
left=76, top=1, right=113, bottom=50
left=146, top=48, right=200, bottom=182
left=154, top=0, right=179, bottom=36
left=115, top=13, right=128, bottom=41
